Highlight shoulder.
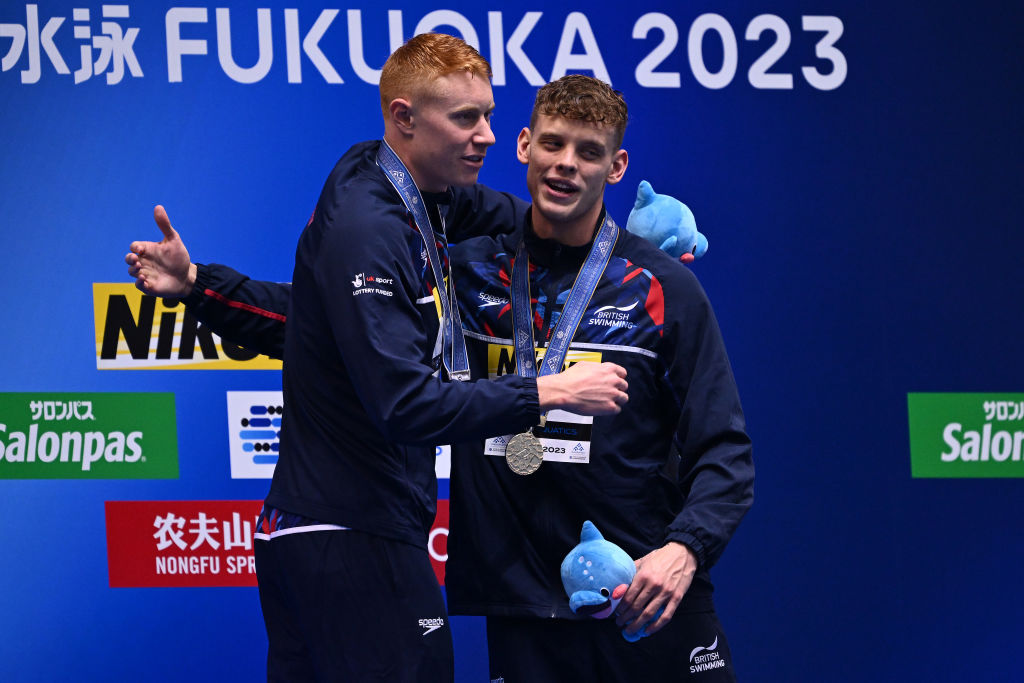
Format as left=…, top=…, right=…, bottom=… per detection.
left=451, top=227, right=519, bottom=262
left=313, top=141, right=410, bottom=239
left=613, top=228, right=706, bottom=301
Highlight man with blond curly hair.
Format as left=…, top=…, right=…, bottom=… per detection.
left=442, top=75, right=752, bottom=682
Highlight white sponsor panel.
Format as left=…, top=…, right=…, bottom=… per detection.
left=227, top=391, right=282, bottom=479
left=227, top=391, right=451, bottom=480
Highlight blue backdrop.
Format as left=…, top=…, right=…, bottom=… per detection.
left=2, top=1, right=1022, bottom=680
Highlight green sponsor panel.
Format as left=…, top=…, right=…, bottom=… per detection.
left=0, top=393, right=178, bottom=479
left=908, top=393, right=1024, bottom=478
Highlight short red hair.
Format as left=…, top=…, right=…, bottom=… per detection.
left=379, top=33, right=492, bottom=116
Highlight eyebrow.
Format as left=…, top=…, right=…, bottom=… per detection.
left=537, top=132, right=606, bottom=154
left=451, top=103, right=495, bottom=116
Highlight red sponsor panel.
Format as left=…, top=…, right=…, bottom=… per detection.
left=106, top=500, right=263, bottom=587
left=108, top=499, right=452, bottom=587
left=429, top=499, right=449, bottom=585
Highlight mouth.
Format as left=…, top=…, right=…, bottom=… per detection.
left=576, top=599, right=614, bottom=619
left=462, top=154, right=485, bottom=166
left=543, top=177, right=579, bottom=198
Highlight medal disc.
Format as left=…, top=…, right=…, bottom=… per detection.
left=505, top=432, right=543, bottom=475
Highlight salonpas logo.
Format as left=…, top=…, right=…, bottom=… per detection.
left=908, top=393, right=1024, bottom=478
left=93, top=284, right=281, bottom=370
left=0, top=393, right=178, bottom=479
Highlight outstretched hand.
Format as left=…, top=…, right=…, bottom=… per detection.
left=614, top=541, right=697, bottom=638
left=125, top=205, right=197, bottom=297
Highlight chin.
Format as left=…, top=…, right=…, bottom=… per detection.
left=538, top=202, right=576, bottom=222
left=451, top=173, right=480, bottom=187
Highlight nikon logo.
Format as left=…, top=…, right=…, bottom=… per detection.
left=93, top=284, right=281, bottom=370
left=909, top=393, right=1024, bottom=478
left=0, top=393, right=178, bottom=479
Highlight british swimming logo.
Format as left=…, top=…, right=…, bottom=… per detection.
left=689, top=636, right=726, bottom=674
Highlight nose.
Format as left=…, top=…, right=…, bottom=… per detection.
left=473, top=118, right=496, bottom=148
left=554, top=146, right=577, bottom=173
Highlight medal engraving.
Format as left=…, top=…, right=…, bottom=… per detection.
left=505, top=432, right=543, bottom=475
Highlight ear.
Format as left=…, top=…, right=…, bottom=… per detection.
left=516, top=127, right=532, bottom=165
left=605, top=148, right=629, bottom=186
left=389, top=98, right=414, bottom=135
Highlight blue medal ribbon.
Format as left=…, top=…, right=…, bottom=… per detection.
left=376, top=140, right=470, bottom=381
left=510, top=213, right=619, bottom=384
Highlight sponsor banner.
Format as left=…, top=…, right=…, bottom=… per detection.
left=0, top=393, right=178, bottom=479
left=106, top=500, right=451, bottom=587
left=226, top=390, right=452, bottom=480
left=429, top=499, right=449, bottom=585
left=0, top=5, right=848, bottom=92
left=908, top=393, right=1024, bottom=478
left=487, top=344, right=602, bottom=379
left=93, top=283, right=281, bottom=370
left=435, top=444, right=450, bottom=480
left=227, top=391, right=282, bottom=478
left=106, top=500, right=262, bottom=587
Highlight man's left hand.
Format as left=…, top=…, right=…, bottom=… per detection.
left=614, top=541, right=698, bottom=638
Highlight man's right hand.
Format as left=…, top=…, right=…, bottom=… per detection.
left=125, top=205, right=197, bottom=298
left=537, top=361, right=628, bottom=416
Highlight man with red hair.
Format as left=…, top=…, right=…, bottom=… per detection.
left=130, top=33, right=629, bottom=682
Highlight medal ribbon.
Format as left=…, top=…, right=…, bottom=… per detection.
left=377, top=140, right=470, bottom=381
left=510, top=212, right=619, bottom=381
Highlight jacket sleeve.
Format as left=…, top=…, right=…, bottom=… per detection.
left=181, top=263, right=290, bottom=360
left=661, top=270, right=754, bottom=570
left=446, top=184, right=529, bottom=242
left=299, top=184, right=541, bottom=446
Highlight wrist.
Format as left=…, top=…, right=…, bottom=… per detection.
left=535, top=375, right=566, bottom=412
left=183, top=262, right=198, bottom=297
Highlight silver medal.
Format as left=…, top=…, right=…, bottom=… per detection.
left=505, top=431, right=543, bottom=475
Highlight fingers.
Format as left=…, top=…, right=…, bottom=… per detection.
left=603, top=362, right=627, bottom=379
left=153, top=204, right=178, bottom=241
left=615, top=580, right=676, bottom=639
left=642, top=600, right=677, bottom=637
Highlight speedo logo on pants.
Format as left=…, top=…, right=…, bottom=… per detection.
left=689, top=636, right=726, bottom=674
left=418, top=617, right=445, bottom=636
left=0, top=393, right=178, bottom=479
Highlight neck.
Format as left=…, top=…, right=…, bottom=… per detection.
left=382, top=133, right=446, bottom=193
left=530, top=203, right=604, bottom=246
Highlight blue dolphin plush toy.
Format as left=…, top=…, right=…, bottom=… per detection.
left=560, top=520, right=661, bottom=642
left=626, top=180, right=708, bottom=263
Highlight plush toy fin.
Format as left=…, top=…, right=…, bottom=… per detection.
left=579, top=520, right=603, bottom=543
left=620, top=605, right=666, bottom=642
left=569, top=590, right=610, bottom=615
left=633, top=179, right=657, bottom=209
